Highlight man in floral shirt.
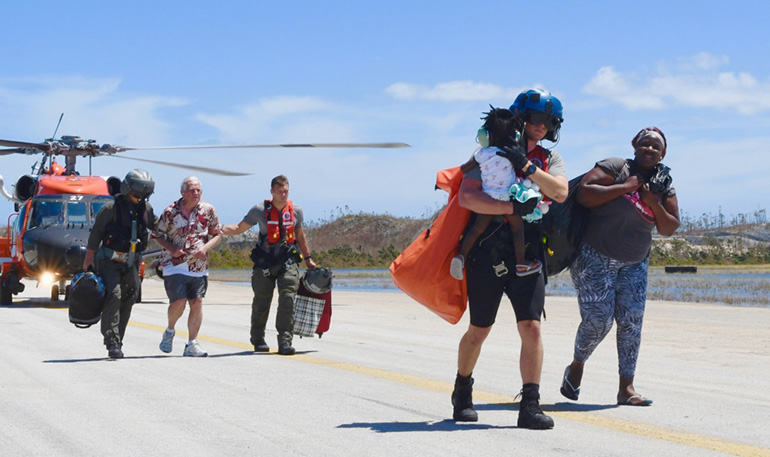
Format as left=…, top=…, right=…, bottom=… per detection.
left=153, top=176, right=222, bottom=357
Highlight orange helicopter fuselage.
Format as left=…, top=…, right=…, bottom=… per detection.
left=1, top=174, right=112, bottom=282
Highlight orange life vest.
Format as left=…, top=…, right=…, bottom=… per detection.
left=264, top=200, right=295, bottom=245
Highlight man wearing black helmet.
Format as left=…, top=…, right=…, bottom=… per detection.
left=451, top=89, right=568, bottom=429
left=84, top=169, right=157, bottom=359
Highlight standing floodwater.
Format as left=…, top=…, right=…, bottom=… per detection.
left=209, top=267, right=770, bottom=307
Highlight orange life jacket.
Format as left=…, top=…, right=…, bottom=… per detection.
left=264, top=200, right=295, bottom=245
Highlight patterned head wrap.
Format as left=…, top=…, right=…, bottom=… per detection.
left=631, top=127, right=667, bottom=153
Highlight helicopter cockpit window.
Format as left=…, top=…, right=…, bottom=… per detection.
left=66, top=200, right=88, bottom=224
left=30, top=200, right=64, bottom=228
left=90, top=196, right=112, bottom=224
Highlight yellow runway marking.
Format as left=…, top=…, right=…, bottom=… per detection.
left=129, top=319, right=769, bottom=457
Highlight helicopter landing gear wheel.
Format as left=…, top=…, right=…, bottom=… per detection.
left=1, top=281, right=12, bottom=306
left=51, top=284, right=60, bottom=302
left=64, top=284, right=71, bottom=301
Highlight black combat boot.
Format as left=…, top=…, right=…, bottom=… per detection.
left=277, top=335, right=295, bottom=356
left=107, top=341, right=124, bottom=359
left=252, top=337, right=270, bottom=353
left=517, top=383, right=554, bottom=429
left=451, top=373, right=478, bottom=422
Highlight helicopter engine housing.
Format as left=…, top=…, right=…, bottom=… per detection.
left=14, top=175, right=38, bottom=202
left=106, top=176, right=122, bottom=196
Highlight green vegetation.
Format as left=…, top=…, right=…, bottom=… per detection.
left=209, top=245, right=254, bottom=270
left=310, top=244, right=401, bottom=269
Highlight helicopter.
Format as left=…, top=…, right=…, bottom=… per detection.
left=0, top=123, right=409, bottom=306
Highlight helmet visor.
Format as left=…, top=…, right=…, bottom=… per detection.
left=526, top=111, right=561, bottom=131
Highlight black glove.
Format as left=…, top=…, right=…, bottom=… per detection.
left=496, top=144, right=529, bottom=171
left=511, top=197, right=538, bottom=217
left=648, top=164, right=672, bottom=195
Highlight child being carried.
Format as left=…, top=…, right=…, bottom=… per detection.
left=450, top=107, right=542, bottom=281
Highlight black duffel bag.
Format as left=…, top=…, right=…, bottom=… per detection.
left=68, top=271, right=106, bottom=328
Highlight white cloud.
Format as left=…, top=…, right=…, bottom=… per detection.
left=0, top=76, right=187, bottom=145
left=676, top=52, right=729, bottom=71
left=195, top=96, right=358, bottom=144
left=583, top=53, right=770, bottom=115
left=385, top=80, right=521, bottom=102
left=583, top=67, right=665, bottom=110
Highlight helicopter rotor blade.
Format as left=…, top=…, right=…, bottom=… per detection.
left=110, top=142, right=410, bottom=152
left=0, top=148, right=29, bottom=156
left=106, top=155, right=251, bottom=177
left=0, top=139, right=52, bottom=151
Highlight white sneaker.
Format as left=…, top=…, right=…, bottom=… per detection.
left=183, top=340, right=208, bottom=357
left=450, top=255, right=465, bottom=280
left=159, top=329, right=175, bottom=353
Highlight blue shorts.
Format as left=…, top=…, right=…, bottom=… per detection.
left=163, top=274, right=208, bottom=302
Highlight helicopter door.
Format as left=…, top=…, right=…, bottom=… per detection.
left=10, top=203, right=28, bottom=258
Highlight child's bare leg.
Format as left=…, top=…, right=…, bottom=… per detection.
left=508, top=215, right=527, bottom=266
left=508, top=215, right=542, bottom=276
left=460, top=215, right=493, bottom=258
left=451, top=215, right=494, bottom=280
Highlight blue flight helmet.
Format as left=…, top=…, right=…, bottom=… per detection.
left=510, top=89, right=564, bottom=142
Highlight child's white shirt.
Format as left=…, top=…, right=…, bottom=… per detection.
left=474, top=146, right=514, bottom=201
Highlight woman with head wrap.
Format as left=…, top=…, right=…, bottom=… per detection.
left=560, top=127, right=680, bottom=406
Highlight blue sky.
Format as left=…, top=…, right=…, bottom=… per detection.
left=2, top=1, right=770, bottom=227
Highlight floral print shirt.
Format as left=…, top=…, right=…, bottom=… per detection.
left=153, top=199, right=221, bottom=274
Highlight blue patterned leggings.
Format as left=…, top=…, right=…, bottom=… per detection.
left=570, top=243, right=649, bottom=378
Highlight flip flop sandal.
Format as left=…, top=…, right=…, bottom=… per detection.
left=618, top=394, right=653, bottom=406
left=515, top=260, right=542, bottom=277
left=560, top=365, right=580, bottom=401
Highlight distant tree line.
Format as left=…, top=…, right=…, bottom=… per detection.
left=205, top=206, right=770, bottom=270
left=650, top=236, right=770, bottom=266
left=678, top=207, right=767, bottom=232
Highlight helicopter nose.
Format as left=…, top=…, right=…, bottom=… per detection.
left=65, top=245, right=88, bottom=273
left=25, top=228, right=89, bottom=276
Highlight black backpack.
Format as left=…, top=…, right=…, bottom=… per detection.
left=541, top=174, right=589, bottom=277
left=68, top=271, right=106, bottom=328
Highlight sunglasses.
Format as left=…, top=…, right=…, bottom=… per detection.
left=526, top=111, right=561, bottom=131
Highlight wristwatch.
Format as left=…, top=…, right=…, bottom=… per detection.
left=523, top=163, right=537, bottom=177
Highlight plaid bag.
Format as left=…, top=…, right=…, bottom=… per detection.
left=294, top=293, right=326, bottom=338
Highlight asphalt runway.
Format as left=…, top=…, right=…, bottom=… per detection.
left=1, top=278, right=768, bottom=457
